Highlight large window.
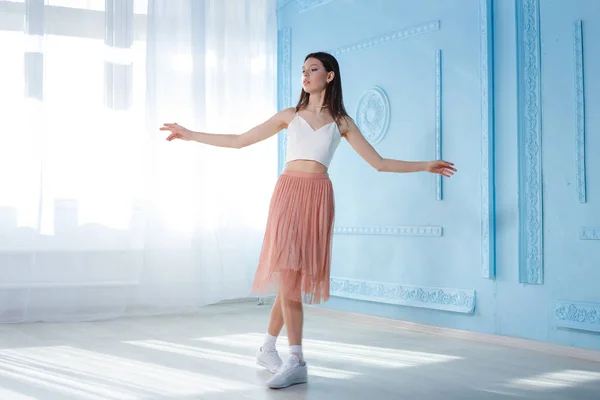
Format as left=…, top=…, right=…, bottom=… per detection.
left=0, top=1, right=149, bottom=232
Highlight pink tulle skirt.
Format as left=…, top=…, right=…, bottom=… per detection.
left=251, top=170, right=334, bottom=304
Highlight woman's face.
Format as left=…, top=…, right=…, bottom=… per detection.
left=301, top=57, right=330, bottom=93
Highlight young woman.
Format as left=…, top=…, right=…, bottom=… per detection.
left=161, top=51, right=456, bottom=389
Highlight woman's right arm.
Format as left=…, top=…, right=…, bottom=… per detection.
left=161, top=108, right=294, bottom=149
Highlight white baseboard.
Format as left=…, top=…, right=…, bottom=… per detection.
left=308, top=306, right=600, bottom=364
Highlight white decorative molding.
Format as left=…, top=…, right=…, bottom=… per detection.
left=435, top=49, right=442, bottom=201
left=573, top=20, right=586, bottom=204
left=516, top=0, right=543, bottom=285
left=330, top=277, right=475, bottom=314
left=555, top=300, right=600, bottom=333
left=277, top=28, right=291, bottom=174
left=334, top=226, right=442, bottom=237
left=296, top=0, right=335, bottom=12
left=355, top=86, right=390, bottom=145
left=329, top=20, right=440, bottom=56
left=480, top=0, right=495, bottom=280
left=579, top=228, right=600, bottom=240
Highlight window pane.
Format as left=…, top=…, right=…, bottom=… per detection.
left=45, top=0, right=104, bottom=11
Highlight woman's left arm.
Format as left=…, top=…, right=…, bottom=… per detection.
left=341, top=117, right=456, bottom=177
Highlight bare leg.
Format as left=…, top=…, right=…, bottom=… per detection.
left=257, top=294, right=285, bottom=374
left=281, top=296, right=303, bottom=345
left=267, top=294, right=284, bottom=337
left=266, top=274, right=308, bottom=388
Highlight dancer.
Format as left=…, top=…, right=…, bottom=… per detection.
left=161, top=51, right=456, bottom=389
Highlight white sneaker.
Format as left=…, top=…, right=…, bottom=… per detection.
left=266, top=355, right=307, bottom=389
left=256, top=346, right=283, bottom=373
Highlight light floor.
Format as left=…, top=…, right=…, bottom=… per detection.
left=0, top=301, right=599, bottom=399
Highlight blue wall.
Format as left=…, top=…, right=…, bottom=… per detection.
left=276, top=0, right=600, bottom=351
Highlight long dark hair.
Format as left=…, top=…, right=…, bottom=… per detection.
left=295, top=52, right=350, bottom=123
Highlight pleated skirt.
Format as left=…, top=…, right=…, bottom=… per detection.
left=251, top=170, right=334, bottom=304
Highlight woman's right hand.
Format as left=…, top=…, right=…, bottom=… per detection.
left=160, top=123, right=194, bottom=141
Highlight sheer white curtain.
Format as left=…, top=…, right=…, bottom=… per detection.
left=0, top=0, right=278, bottom=323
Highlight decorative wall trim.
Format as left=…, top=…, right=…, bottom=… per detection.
left=329, top=20, right=440, bottom=56
left=277, top=28, right=292, bottom=174
left=579, top=228, right=600, bottom=240
left=330, top=277, right=476, bottom=314
left=435, top=49, right=443, bottom=201
left=356, top=86, right=390, bottom=145
left=296, top=0, right=335, bottom=12
left=334, top=226, right=442, bottom=237
left=555, top=300, right=600, bottom=333
left=573, top=21, right=586, bottom=203
left=516, top=0, right=543, bottom=285
left=480, top=0, right=496, bottom=280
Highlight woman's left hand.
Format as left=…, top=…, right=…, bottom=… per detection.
left=427, top=160, right=456, bottom=177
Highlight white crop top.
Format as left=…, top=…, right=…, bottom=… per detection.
left=285, top=114, right=342, bottom=168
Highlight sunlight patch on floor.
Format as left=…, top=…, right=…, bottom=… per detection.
left=126, top=339, right=359, bottom=380
left=506, top=369, right=600, bottom=391
left=193, top=332, right=461, bottom=368
left=0, top=346, right=254, bottom=399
